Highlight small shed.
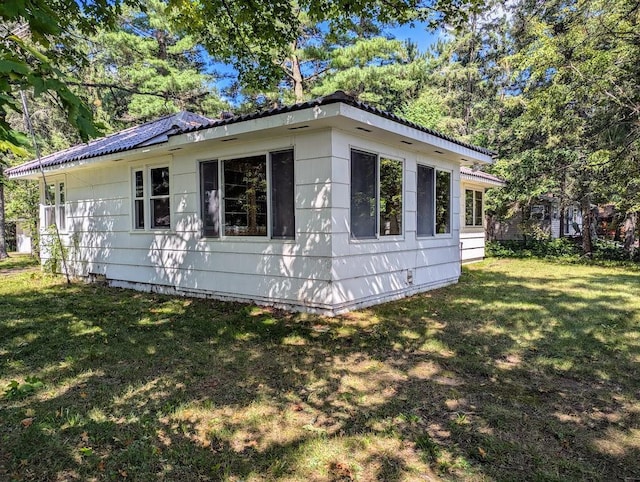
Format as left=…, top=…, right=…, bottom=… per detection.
left=6, top=92, right=496, bottom=314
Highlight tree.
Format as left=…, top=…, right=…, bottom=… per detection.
left=311, top=37, right=430, bottom=112
left=501, top=0, right=640, bottom=253
left=170, top=0, right=488, bottom=100
left=87, top=0, right=227, bottom=125
left=0, top=0, right=144, bottom=258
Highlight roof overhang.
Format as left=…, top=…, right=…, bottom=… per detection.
left=460, top=168, right=506, bottom=188
left=8, top=98, right=495, bottom=180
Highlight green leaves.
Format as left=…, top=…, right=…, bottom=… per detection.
left=4, top=377, right=45, bottom=400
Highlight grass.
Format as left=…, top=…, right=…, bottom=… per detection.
left=1, top=257, right=639, bottom=481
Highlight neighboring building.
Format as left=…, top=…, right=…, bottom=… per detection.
left=3, top=220, right=32, bottom=254
left=489, top=196, right=584, bottom=242
left=6, top=92, right=495, bottom=315
left=15, top=221, right=33, bottom=254
left=459, top=167, right=505, bottom=262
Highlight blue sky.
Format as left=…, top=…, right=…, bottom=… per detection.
left=386, top=22, right=440, bottom=51
left=210, top=20, right=441, bottom=102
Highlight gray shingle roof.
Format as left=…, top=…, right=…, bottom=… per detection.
left=6, top=111, right=214, bottom=176
left=7, top=91, right=496, bottom=177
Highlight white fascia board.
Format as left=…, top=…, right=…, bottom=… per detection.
left=171, top=103, right=343, bottom=146
left=337, top=104, right=494, bottom=165
left=461, top=173, right=505, bottom=188
left=8, top=142, right=170, bottom=180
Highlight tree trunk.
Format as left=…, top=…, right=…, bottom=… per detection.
left=623, top=212, right=637, bottom=256
left=291, top=53, right=304, bottom=103
left=581, top=197, right=593, bottom=254
left=0, top=170, right=8, bottom=260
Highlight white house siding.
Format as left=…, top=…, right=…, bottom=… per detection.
left=460, top=231, right=485, bottom=262
left=51, top=130, right=336, bottom=312
left=329, top=129, right=462, bottom=313
left=460, top=180, right=487, bottom=263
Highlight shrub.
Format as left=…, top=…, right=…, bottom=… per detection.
left=487, top=238, right=580, bottom=260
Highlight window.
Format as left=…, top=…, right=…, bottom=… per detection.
left=417, top=166, right=434, bottom=237
left=417, top=165, right=451, bottom=236
left=224, top=155, right=267, bottom=236
left=380, top=158, right=403, bottom=236
left=132, top=166, right=170, bottom=230
left=134, top=170, right=145, bottom=229
left=350, top=149, right=403, bottom=239
left=435, top=170, right=451, bottom=234
left=199, top=148, right=295, bottom=239
left=270, top=149, right=295, bottom=239
left=465, top=189, right=484, bottom=227
left=200, top=161, right=220, bottom=237
left=43, top=181, right=66, bottom=231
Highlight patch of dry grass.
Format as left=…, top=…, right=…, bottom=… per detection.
left=1, top=257, right=639, bottom=481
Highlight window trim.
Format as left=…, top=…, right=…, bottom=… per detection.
left=42, top=177, right=67, bottom=232
left=416, top=163, right=453, bottom=239
left=198, top=147, right=296, bottom=241
left=349, top=147, right=405, bottom=242
left=130, top=160, right=172, bottom=232
left=464, top=188, right=484, bottom=228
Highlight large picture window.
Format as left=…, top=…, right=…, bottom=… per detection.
left=132, top=166, right=170, bottom=230
left=465, top=189, right=484, bottom=227
left=224, top=156, right=268, bottom=236
left=350, top=149, right=403, bottom=239
left=199, top=148, right=295, bottom=239
left=417, top=165, right=451, bottom=236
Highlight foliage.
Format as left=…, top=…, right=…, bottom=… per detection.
left=492, top=0, right=640, bottom=252
left=312, top=37, right=430, bottom=112
left=87, top=0, right=227, bottom=124
left=592, top=240, right=640, bottom=263
left=487, top=238, right=580, bottom=260
left=0, top=0, right=137, bottom=154
left=4, top=377, right=44, bottom=400
left=42, top=224, right=68, bottom=274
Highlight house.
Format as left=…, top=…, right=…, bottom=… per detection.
left=6, top=92, right=496, bottom=315
left=489, top=196, right=583, bottom=242
left=459, top=167, right=505, bottom=262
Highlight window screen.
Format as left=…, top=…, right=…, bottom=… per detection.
left=270, top=149, right=295, bottom=239
left=350, top=149, right=377, bottom=239
left=200, top=161, right=219, bottom=237
left=379, top=158, right=403, bottom=236
left=435, top=170, right=451, bottom=234
left=416, top=165, right=435, bottom=237
left=150, top=167, right=170, bottom=229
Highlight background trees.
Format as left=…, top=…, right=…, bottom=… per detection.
left=1, top=0, right=638, bottom=258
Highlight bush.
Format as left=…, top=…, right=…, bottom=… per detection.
left=592, top=240, right=634, bottom=261
left=487, top=238, right=580, bottom=260
left=488, top=237, right=640, bottom=264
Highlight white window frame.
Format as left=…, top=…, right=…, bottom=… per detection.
left=416, top=163, right=452, bottom=238
left=131, top=162, right=172, bottom=232
left=42, top=177, right=66, bottom=232
left=198, top=147, right=296, bottom=240
left=349, top=147, right=405, bottom=241
left=464, top=188, right=484, bottom=228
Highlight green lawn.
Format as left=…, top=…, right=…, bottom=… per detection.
left=1, top=257, right=638, bottom=481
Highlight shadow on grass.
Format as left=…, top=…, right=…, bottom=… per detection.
left=1, top=260, right=639, bottom=481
